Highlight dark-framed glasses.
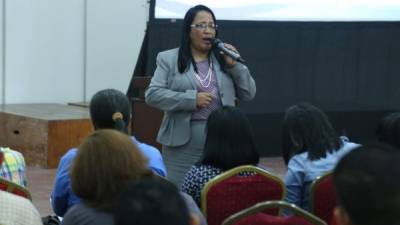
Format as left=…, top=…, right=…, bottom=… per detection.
left=190, top=23, right=218, bottom=31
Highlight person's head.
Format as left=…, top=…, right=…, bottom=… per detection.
left=89, top=89, right=131, bottom=134
left=333, top=144, right=400, bottom=225
left=282, top=102, right=341, bottom=164
left=178, top=5, right=225, bottom=73
left=114, top=178, right=199, bottom=225
left=376, top=112, right=400, bottom=149
left=70, top=129, right=153, bottom=211
left=200, top=106, right=259, bottom=170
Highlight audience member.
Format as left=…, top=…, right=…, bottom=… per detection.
left=333, top=144, right=400, bottom=225
left=115, top=178, right=200, bottom=225
left=51, top=88, right=166, bottom=217
left=282, top=103, right=359, bottom=211
left=61, top=129, right=153, bottom=225
left=0, top=151, right=42, bottom=225
left=181, top=106, right=260, bottom=206
left=180, top=191, right=208, bottom=225
left=0, top=146, right=27, bottom=187
left=376, top=112, right=400, bottom=149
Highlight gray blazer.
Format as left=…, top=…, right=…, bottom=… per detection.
left=145, top=48, right=256, bottom=147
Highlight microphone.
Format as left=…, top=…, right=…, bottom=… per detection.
left=208, top=38, right=245, bottom=63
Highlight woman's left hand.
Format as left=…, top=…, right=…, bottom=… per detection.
left=220, top=43, right=239, bottom=68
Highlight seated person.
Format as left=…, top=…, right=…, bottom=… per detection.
left=0, top=146, right=27, bottom=187
left=61, top=129, right=154, bottom=225
left=333, top=144, right=400, bottom=225
left=0, top=151, right=42, bottom=225
left=282, top=103, right=359, bottom=211
left=181, top=106, right=260, bottom=206
left=51, top=89, right=166, bottom=217
left=114, top=178, right=200, bottom=225
left=376, top=112, right=400, bottom=149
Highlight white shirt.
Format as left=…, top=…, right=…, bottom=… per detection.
left=0, top=190, right=42, bottom=225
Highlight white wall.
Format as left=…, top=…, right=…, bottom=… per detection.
left=0, top=0, right=148, bottom=104
left=0, top=0, right=4, bottom=104
left=86, top=0, right=149, bottom=101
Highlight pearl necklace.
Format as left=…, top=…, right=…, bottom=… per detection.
left=194, top=62, right=213, bottom=88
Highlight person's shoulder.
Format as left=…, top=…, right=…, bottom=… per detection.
left=0, top=189, right=26, bottom=202
left=59, top=148, right=78, bottom=164
left=339, top=136, right=360, bottom=151
left=158, top=48, right=179, bottom=58
left=130, top=136, right=161, bottom=156
left=63, top=203, right=92, bottom=219
left=1, top=147, right=24, bottom=159
left=160, top=48, right=179, bottom=55
left=290, top=151, right=308, bottom=162
left=186, top=164, right=206, bottom=174
left=63, top=203, right=113, bottom=225
left=64, top=148, right=78, bottom=157
left=195, top=164, right=222, bottom=173
left=287, top=152, right=308, bottom=169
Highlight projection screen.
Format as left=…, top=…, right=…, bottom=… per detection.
left=154, top=0, right=400, bottom=21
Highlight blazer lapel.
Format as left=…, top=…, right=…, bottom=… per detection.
left=184, top=63, right=197, bottom=90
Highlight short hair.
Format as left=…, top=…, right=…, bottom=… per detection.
left=89, top=89, right=131, bottom=133
left=200, top=106, right=259, bottom=170
left=70, top=129, right=153, bottom=211
left=114, top=178, right=191, bottom=225
left=333, top=144, right=400, bottom=225
left=282, top=102, right=342, bottom=164
left=376, top=112, right=400, bottom=149
left=178, top=4, right=225, bottom=74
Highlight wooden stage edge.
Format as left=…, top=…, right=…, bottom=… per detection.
left=0, top=104, right=93, bottom=168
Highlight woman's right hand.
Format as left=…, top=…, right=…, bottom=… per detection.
left=196, top=92, right=213, bottom=108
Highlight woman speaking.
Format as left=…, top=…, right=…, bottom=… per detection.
left=145, top=5, right=256, bottom=186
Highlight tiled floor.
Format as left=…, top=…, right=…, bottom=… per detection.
left=26, top=157, right=286, bottom=216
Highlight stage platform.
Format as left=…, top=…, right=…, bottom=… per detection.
left=0, top=104, right=93, bottom=168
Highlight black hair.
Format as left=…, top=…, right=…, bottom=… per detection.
left=200, top=106, right=259, bottom=170
left=114, top=178, right=191, bottom=225
left=89, top=89, right=131, bottom=134
left=282, top=103, right=342, bottom=164
left=177, top=4, right=226, bottom=74
left=333, top=143, right=400, bottom=225
left=376, top=112, right=400, bottom=149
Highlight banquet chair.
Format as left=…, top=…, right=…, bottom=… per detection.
left=201, top=165, right=285, bottom=225
left=222, top=200, right=327, bottom=225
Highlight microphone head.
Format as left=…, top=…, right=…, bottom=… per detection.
left=207, top=37, right=221, bottom=46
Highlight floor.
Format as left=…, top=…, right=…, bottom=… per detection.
left=26, top=157, right=286, bottom=217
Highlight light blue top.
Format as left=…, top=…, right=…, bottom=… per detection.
left=284, top=136, right=359, bottom=211
left=51, top=136, right=166, bottom=217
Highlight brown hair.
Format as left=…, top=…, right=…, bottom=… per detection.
left=70, top=129, right=153, bottom=211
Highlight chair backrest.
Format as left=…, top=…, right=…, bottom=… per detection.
left=201, top=165, right=285, bottom=225
left=222, top=200, right=327, bottom=225
left=309, top=172, right=336, bottom=224
left=0, top=177, right=32, bottom=200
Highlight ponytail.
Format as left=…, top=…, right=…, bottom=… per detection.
left=112, top=112, right=128, bottom=134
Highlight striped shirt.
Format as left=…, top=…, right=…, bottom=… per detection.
left=191, top=60, right=222, bottom=121
left=0, top=147, right=27, bottom=187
